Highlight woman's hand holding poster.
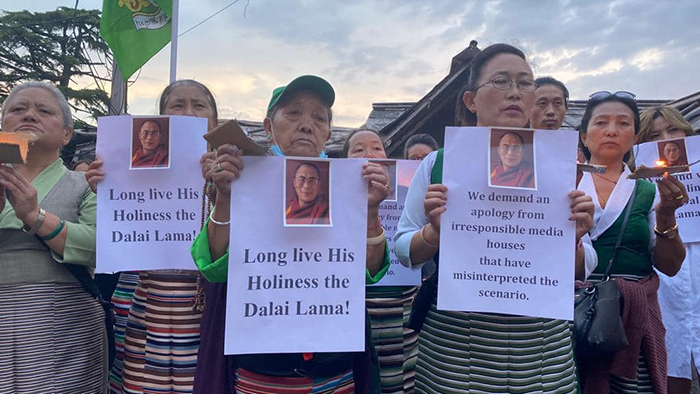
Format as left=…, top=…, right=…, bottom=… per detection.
left=438, top=127, right=578, bottom=320
left=633, top=135, right=700, bottom=242
left=225, top=156, right=367, bottom=355
left=95, top=115, right=207, bottom=272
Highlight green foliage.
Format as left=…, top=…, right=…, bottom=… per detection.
left=0, top=7, right=112, bottom=125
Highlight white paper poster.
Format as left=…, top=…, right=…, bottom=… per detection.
left=225, top=156, right=368, bottom=355
left=96, top=115, right=207, bottom=272
left=371, top=159, right=422, bottom=286
left=437, top=127, right=577, bottom=320
left=633, top=135, right=700, bottom=242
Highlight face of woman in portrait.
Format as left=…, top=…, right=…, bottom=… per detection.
left=347, top=130, right=387, bottom=159
left=581, top=101, right=636, bottom=164
left=663, top=142, right=681, bottom=165
left=139, top=120, right=162, bottom=154
left=268, top=91, right=331, bottom=157
left=293, top=164, right=320, bottom=207
left=2, top=87, right=71, bottom=150
left=407, top=143, right=433, bottom=161
left=163, top=84, right=217, bottom=130
left=464, top=53, right=535, bottom=128
left=498, top=133, right=524, bottom=170
left=649, top=116, right=687, bottom=142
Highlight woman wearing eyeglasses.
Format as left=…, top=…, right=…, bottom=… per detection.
left=490, top=131, right=534, bottom=188
left=395, top=43, right=596, bottom=393
left=576, top=91, right=688, bottom=393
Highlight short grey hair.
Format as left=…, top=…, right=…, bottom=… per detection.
left=2, top=81, right=74, bottom=130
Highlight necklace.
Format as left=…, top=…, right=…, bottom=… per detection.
left=593, top=172, right=618, bottom=185
left=594, top=182, right=608, bottom=208
left=592, top=173, right=618, bottom=209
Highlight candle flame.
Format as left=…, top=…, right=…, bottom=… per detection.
left=656, top=160, right=666, bottom=167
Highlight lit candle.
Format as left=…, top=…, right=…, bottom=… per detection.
left=655, top=160, right=666, bottom=167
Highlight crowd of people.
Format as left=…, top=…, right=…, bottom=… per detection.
left=0, top=42, right=697, bottom=394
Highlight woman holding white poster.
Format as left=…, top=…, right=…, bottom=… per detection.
left=344, top=128, right=420, bottom=394
left=394, top=44, right=597, bottom=393
left=577, top=95, right=688, bottom=393
left=191, top=75, right=391, bottom=393
left=87, top=79, right=219, bottom=394
left=637, top=106, right=698, bottom=394
left=0, top=82, right=107, bottom=393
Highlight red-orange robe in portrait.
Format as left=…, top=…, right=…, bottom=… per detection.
left=490, top=162, right=535, bottom=188
left=285, top=197, right=330, bottom=225
left=131, top=145, right=169, bottom=168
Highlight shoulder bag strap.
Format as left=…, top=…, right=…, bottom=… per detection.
left=603, top=180, right=637, bottom=279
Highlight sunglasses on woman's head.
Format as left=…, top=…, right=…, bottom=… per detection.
left=588, top=91, right=637, bottom=101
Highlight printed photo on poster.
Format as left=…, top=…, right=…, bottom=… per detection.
left=284, top=158, right=332, bottom=227
left=657, top=138, right=689, bottom=169
left=131, top=117, right=170, bottom=170
left=371, top=159, right=398, bottom=202
left=488, top=127, right=536, bottom=190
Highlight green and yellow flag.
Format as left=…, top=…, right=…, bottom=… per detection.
left=100, top=0, right=172, bottom=80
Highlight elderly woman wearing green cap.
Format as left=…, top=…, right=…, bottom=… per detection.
left=191, top=75, right=390, bottom=393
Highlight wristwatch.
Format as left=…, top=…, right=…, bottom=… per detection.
left=654, top=224, right=678, bottom=240
left=21, top=208, right=46, bottom=236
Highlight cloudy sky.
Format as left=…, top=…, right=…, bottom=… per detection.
left=10, top=0, right=700, bottom=127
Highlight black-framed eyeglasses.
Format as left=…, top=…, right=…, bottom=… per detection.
left=588, top=91, right=636, bottom=101
left=476, top=77, right=536, bottom=93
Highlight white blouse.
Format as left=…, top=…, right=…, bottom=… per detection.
left=577, top=165, right=657, bottom=246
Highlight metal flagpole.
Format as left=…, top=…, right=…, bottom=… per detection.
left=169, top=0, right=179, bottom=83
left=109, top=65, right=127, bottom=115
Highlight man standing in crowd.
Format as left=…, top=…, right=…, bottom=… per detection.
left=531, top=76, right=568, bottom=130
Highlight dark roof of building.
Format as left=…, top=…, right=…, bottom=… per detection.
left=361, top=102, right=414, bottom=132
left=667, top=91, right=700, bottom=131
left=65, top=88, right=700, bottom=164
left=62, top=40, right=700, bottom=162
left=371, top=43, right=481, bottom=156
left=361, top=95, right=699, bottom=137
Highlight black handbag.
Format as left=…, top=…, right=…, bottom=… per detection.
left=573, top=182, right=636, bottom=360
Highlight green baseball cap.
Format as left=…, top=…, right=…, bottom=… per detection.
left=267, top=75, right=335, bottom=112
